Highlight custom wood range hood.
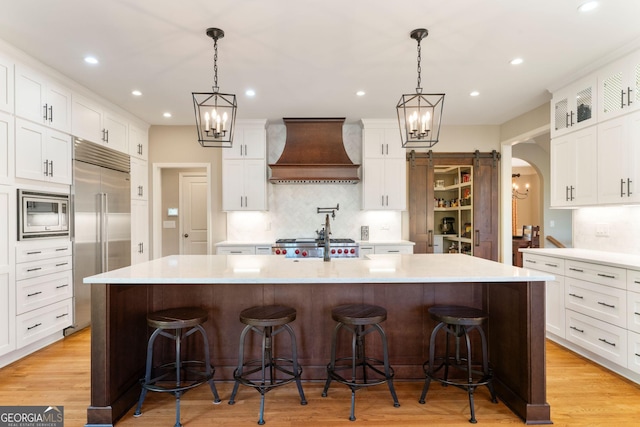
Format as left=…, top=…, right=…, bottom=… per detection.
left=269, top=117, right=360, bottom=184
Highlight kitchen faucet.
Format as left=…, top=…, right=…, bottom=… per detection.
left=323, top=213, right=331, bottom=262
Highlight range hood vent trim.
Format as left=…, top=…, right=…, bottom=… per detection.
left=269, top=118, right=360, bottom=184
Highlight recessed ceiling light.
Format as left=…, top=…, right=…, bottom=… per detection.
left=245, top=89, right=256, bottom=97
left=578, top=1, right=598, bottom=12
left=131, top=90, right=142, bottom=96
left=84, top=56, right=99, bottom=65
left=356, top=90, right=366, bottom=97
left=470, top=91, right=480, bottom=97
left=163, top=112, right=172, bottom=118
left=510, top=58, right=524, bottom=65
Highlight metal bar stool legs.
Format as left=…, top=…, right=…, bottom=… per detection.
left=134, top=307, right=221, bottom=427
left=322, top=304, right=400, bottom=421
left=228, top=305, right=307, bottom=425
left=419, top=305, right=497, bottom=424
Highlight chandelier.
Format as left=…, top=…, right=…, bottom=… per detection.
left=397, top=29, right=445, bottom=149
left=512, top=174, right=529, bottom=199
left=192, top=28, right=237, bottom=148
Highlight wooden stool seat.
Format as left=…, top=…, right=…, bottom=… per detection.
left=428, top=305, right=487, bottom=327
left=239, top=304, right=296, bottom=327
left=147, top=307, right=208, bottom=329
left=331, top=303, right=387, bottom=325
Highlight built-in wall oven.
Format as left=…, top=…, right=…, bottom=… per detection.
left=17, top=189, right=70, bottom=240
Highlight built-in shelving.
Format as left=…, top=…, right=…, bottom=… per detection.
left=433, top=166, right=473, bottom=255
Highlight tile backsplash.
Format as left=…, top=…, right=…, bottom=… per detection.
left=226, top=122, right=404, bottom=242
left=573, top=205, right=640, bottom=255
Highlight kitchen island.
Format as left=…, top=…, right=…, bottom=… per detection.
left=84, top=254, right=553, bottom=426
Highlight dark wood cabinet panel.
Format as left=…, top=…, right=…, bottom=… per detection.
left=408, top=151, right=500, bottom=261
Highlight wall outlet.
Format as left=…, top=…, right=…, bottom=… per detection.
left=361, top=226, right=369, bottom=241
left=381, top=224, right=390, bottom=230
left=595, top=223, right=610, bottom=237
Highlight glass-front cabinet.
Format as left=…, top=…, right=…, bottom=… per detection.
left=433, top=166, right=473, bottom=255
left=551, top=75, right=597, bottom=138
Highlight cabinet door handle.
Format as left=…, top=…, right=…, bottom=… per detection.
left=569, top=267, right=584, bottom=273
left=621, top=178, right=626, bottom=197
left=565, top=186, right=570, bottom=201
left=635, top=280, right=640, bottom=285
left=568, top=293, right=584, bottom=299
left=27, top=291, right=43, bottom=297
left=427, top=230, right=433, bottom=248
left=381, top=195, right=384, bottom=206
left=44, top=160, right=49, bottom=176
left=569, top=326, right=584, bottom=333
left=597, top=301, right=615, bottom=308
left=570, top=185, right=575, bottom=201
left=138, top=186, right=143, bottom=197
left=49, top=160, right=53, bottom=177
left=565, top=112, right=570, bottom=128
left=570, top=110, right=574, bottom=126
left=474, top=230, right=480, bottom=246
left=105, top=129, right=109, bottom=143
left=628, top=87, right=633, bottom=106
left=56, top=313, right=69, bottom=319
left=49, top=105, right=53, bottom=122
left=628, top=178, right=633, bottom=196
left=385, top=195, right=388, bottom=206
left=598, top=338, right=616, bottom=347
left=381, top=144, right=384, bottom=155
left=597, top=273, right=615, bottom=279
left=621, top=89, right=626, bottom=108
left=385, top=144, right=389, bottom=155
left=43, top=104, right=48, bottom=121
left=27, top=323, right=42, bottom=330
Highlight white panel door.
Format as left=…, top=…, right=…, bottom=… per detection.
left=0, top=185, right=15, bottom=356
left=0, top=111, right=13, bottom=184
left=180, top=175, right=208, bottom=255
left=15, top=119, right=46, bottom=182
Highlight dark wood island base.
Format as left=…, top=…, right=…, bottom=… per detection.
left=86, top=277, right=551, bottom=426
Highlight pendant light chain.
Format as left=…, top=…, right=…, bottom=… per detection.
left=416, top=38, right=422, bottom=94
left=212, top=36, right=219, bottom=93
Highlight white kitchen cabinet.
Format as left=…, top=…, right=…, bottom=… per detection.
left=0, top=185, right=15, bottom=357
left=223, top=124, right=266, bottom=160
left=550, top=126, right=597, bottom=207
left=550, top=75, right=597, bottom=138
left=628, top=331, right=640, bottom=375
left=15, top=65, right=71, bottom=133
left=222, top=121, right=267, bottom=211
left=373, top=244, right=414, bottom=254
left=131, top=199, right=149, bottom=265
left=72, top=94, right=128, bottom=153
left=255, top=245, right=272, bottom=255
left=565, top=309, right=627, bottom=368
left=129, top=124, right=148, bottom=161
left=16, top=298, right=72, bottom=349
left=216, top=246, right=256, bottom=255
left=597, top=111, right=640, bottom=204
left=130, top=157, right=148, bottom=201
left=361, top=124, right=407, bottom=210
left=15, top=118, right=72, bottom=185
left=16, top=270, right=72, bottom=316
left=598, top=50, right=640, bottom=121
left=0, top=111, right=13, bottom=185
left=522, top=253, right=566, bottom=339
left=0, top=53, right=13, bottom=113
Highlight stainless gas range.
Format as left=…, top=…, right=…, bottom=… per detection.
left=272, top=238, right=359, bottom=259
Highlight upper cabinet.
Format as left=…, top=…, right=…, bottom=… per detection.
left=15, top=65, right=71, bottom=133
left=129, top=124, right=148, bottom=161
left=597, top=111, right=640, bottom=204
left=71, top=94, right=128, bottom=153
left=0, top=53, right=13, bottom=114
left=361, top=121, right=407, bottom=210
left=0, top=111, right=13, bottom=185
left=222, top=121, right=267, bottom=211
left=598, top=50, right=640, bottom=122
left=550, top=75, right=597, bottom=138
left=550, top=126, right=597, bottom=207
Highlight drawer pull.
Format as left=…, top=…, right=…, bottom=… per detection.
left=598, top=338, right=616, bottom=347
left=55, top=248, right=69, bottom=251
left=56, top=313, right=68, bottom=319
left=27, top=291, right=43, bottom=297
left=569, top=267, right=584, bottom=273
left=597, top=301, right=615, bottom=308
left=27, top=323, right=42, bottom=331
left=569, top=293, right=584, bottom=299
left=26, top=251, right=42, bottom=255
left=545, top=263, right=558, bottom=268
left=26, top=267, right=42, bottom=272
left=597, top=273, right=616, bottom=279
left=56, top=284, right=69, bottom=289
left=635, top=312, right=640, bottom=316
left=387, top=250, right=400, bottom=253
left=636, top=353, right=640, bottom=358
left=230, top=251, right=243, bottom=254
left=569, top=326, right=584, bottom=333
left=635, top=280, right=640, bottom=284
left=525, top=259, right=537, bottom=264
left=56, top=262, right=68, bottom=267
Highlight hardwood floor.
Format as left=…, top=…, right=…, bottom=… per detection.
left=1, top=327, right=639, bottom=426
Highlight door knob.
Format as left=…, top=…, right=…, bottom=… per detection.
left=184, top=234, right=189, bottom=238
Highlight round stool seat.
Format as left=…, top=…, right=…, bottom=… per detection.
left=239, top=304, right=296, bottom=327
left=331, top=303, right=387, bottom=325
left=147, top=307, right=208, bottom=330
left=428, top=305, right=487, bottom=327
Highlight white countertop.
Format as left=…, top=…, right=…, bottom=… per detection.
left=520, top=248, right=640, bottom=270
left=84, top=254, right=552, bottom=285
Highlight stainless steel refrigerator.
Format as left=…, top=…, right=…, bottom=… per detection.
left=65, top=139, right=131, bottom=335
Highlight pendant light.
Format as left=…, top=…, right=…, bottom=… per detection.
left=396, top=29, right=445, bottom=149
left=192, top=28, right=237, bottom=148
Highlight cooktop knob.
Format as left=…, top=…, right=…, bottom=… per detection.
left=275, top=249, right=281, bottom=255
left=331, top=249, right=336, bottom=254
left=282, top=249, right=287, bottom=254
left=302, top=251, right=308, bottom=257
left=295, top=249, right=300, bottom=255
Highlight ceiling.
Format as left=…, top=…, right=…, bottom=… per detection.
left=1, top=0, right=640, bottom=127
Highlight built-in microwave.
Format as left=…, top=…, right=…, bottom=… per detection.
left=18, top=189, right=70, bottom=240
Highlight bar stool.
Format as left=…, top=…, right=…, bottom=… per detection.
left=134, top=307, right=221, bottom=427
left=322, top=303, right=400, bottom=421
left=228, top=304, right=307, bottom=425
left=419, top=305, right=497, bottom=424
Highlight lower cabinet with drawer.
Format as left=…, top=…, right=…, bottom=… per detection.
left=16, top=298, right=72, bottom=348
left=566, top=309, right=627, bottom=367
left=522, top=253, right=566, bottom=338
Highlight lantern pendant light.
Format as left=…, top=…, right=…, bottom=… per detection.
left=192, top=28, right=237, bottom=148
left=396, top=29, right=445, bottom=149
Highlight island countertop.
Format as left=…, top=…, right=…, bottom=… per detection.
left=84, top=253, right=553, bottom=284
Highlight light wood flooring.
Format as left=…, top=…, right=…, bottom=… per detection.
left=1, top=327, right=639, bottom=426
